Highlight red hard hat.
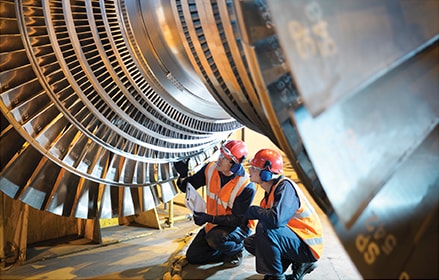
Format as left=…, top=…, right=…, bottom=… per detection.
left=249, top=149, right=283, bottom=174
left=220, top=140, right=248, bottom=163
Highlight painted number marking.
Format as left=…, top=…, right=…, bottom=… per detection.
left=355, top=214, right=397, bottom=265
left=288, top=2, right=337, bottom=59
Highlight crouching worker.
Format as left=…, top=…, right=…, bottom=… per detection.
left=174, top=140, right=256, bottom=267
left=244, top=149, right=323, bottom=280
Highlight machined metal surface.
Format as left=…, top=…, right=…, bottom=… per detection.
left=1, top=0, right=438, bottom=278
left=257, top=0, right=438, bottom=277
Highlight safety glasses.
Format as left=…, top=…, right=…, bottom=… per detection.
left=221, top=145, right=238, bottom=163
left=248, top=165, right=263, bottom=171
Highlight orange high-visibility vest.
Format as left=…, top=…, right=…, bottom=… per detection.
left=261, top=177, right=323, bottom=260
left=204, top=162, right=251, bottom=232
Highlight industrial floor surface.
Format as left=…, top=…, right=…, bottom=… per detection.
left=0, top=190, right=362, bottom=280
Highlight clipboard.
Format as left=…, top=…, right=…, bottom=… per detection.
left=185, top=183, right=206, bottom=213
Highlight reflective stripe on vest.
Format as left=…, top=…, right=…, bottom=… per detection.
left=261, top=177, right=323, bottom=259
left=204, top=162, right=250, bottom=232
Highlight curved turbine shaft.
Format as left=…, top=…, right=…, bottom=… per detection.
left=1, top=0, right=238, bottom=219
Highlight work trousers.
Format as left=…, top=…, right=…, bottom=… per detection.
left=186, top=226, right=244, bottom=264
left=244, top=224, right=317, bottom=276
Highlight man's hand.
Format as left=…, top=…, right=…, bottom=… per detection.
left=193, top=211, right=213, bottom=226
left=174, top=160, right=189, bottom=176
left=245, top=205, right=262, bottom=220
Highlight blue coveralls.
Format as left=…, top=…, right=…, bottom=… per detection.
left=244, top=178, right=317, bottom=276
left=177, top=164, right=256, bottom=264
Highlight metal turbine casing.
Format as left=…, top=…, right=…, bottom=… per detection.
left=0, top=0, right=245, bottom=218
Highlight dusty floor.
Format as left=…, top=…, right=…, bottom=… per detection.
left=0, top=189, right=362, bottom=280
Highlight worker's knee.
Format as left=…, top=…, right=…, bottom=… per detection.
left=185, top=252, right=199, bottom=264
left=206, top=228, right=229, bottom=250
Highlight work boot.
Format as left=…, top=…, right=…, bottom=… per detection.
left=223, top=251, right=243, bottom=267
left=286, top=262, right=317, bottom=280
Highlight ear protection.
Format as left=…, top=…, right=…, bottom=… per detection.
left=260, top=160, right=273, bottom=182
left=230, top=155, right=246, bottom=176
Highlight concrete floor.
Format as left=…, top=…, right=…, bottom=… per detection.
left=0, top=189, right=362, bottom=280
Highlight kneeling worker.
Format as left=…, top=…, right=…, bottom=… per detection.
left=244, top=148, right=323, bottom=280
left=174, top=140, right=256, bottom=267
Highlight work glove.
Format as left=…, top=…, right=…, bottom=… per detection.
left=174, top=159, right=189, bottom=177
left=245, top=205, right=262, bottom=220
left=227, top=227, right=248, bottom=243
left=193, top=211, right=213, bottom=226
